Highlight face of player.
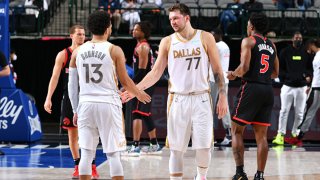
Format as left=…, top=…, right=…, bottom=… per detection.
left=132, top=24, right=144, bottom=40
left=169, top=10, right=188, bottom=32
left=247, top=20, right=253, bottom=36
left=71, top=28, right=85, bottom=45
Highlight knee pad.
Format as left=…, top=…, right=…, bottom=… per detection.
left=195, top=148, right=211, bottom=168
left=79, top=148, right=94, bottom=175
left=106, top=152, right=123, bottom=177
left=169, top=150, right=184, bottom=174
left=143, top=116, right=155, bottom=132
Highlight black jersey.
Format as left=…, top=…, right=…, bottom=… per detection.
left=132, top=40, right=154, bottom=81
left=62, top=47, right=72, bottom=91
left=242, top=34, right=276, bottom=84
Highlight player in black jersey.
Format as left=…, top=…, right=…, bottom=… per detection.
left=44, top=25, right=99, bottom=179
left=227, top=13, right=279, bottom=180
left=125, top=21, right=161, bottom=156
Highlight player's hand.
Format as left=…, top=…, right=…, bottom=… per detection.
left=120, top=90, right=135, bottom=103
left=136, top=90, right=151, bottom=104
left=216, top=93, right=228, bottom=119
left=44, top=99, right=52, bottom=114
left=73, top=113, right=78, bottom=127
left=227, top=71, right=236, bottom=80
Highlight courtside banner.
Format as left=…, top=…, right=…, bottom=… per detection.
left=0, top=89, right=42, bottom=142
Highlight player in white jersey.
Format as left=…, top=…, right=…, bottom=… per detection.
left=209, top=28, right=232, bottom=146
left=122, top=3, right=228, bottom=180
left=68, top=11, right=151, bottom=180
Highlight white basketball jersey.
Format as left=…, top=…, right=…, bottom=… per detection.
left=76, top=41, right=121, bottom=107
left=209, top=40, right=230, bottom=83
left=312, top=51, right=320, bottom=88
left=168, top=30, right=210, bottom=93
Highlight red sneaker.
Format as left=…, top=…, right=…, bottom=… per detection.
left=284, top=137, right=303, bottom=146
left=92, top=164, right=99, bottom=179
left=72, top=165, right=79, bottom=179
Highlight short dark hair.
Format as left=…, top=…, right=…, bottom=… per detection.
left=135, top=21, right=152, bottom=40
left=306, top=38, right=320, bottom=48
left=87, top=11, right=111, bottom=35
left=293, top=31, right=302, bottom=37
left=69, top=25, right=84, bottom=34
left=249, top=12, right=269, bottom=34
left=168, top=3, right=190, bottom=17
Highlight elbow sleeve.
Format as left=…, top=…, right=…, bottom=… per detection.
left=68, top=67, right=79, bottom=113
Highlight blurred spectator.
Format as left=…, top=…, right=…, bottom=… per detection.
left=296, top=0, right=312, bottom=10
left=98, top=0, right=122, bottom=36
left=9, top=49, right=18, bottom=84
left=243, top=0, right=263, bottom=11
left=121, top=0, right=141, bottom=34
left=272, top=32, right=313, bottom=145
left=219, top=0, right=243, bottom=35
left=272, top=0, right=294, bottom=10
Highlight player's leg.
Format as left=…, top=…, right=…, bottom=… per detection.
left=291, top=86, right=307, bottom=136
left=79, top=148, right=94, bottom=180
left=252, top=124, right=268, bottom=179
left=231, top=121, right=247, bottom=180
left=169, top=150, right=184, bottom=179
left=273, top=85, right=294, bottom=145
left=142, top=116, right=162, bottom=154
left=106, top=151, right=124, bottom=180
left=194, top=148, right=211, bottom=180
left=221, top=84, right=232, bottom=145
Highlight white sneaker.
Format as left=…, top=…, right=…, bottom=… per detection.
left=121, top=145, right=141, bottom=157
left=220, top=136, right=232, bottom=146
left=141, top=144, right=162, bottom=155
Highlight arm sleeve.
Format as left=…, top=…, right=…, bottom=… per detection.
left=68, top=67, right=79, bottom=113
left=0, top=52, right=8, bottom=68
left=132, top=68, right=147, bottom=83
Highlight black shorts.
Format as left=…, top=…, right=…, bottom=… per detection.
left=60, top=91, right=76, bottom=129
left=132, top=86, right=154, bottom=119
left=232, top=81, right=274, bottom=126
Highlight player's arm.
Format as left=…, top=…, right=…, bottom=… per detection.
left=133, top=44, right=149, bottom=83
left=203, top=31, right=228, bottom=119
left=111, top=45, right=151, bottom=104
left=0, top=65, right=10, bottom=77
left=44, top=50, right=65, bottom=114
left=229, top=37, right=253, bottom=79
left=68, top=48, right=80, bottom=126
left=136, top=36, right=169, bottom=91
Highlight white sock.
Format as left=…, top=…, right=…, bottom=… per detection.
left=196, top=166, right=208, bottom=180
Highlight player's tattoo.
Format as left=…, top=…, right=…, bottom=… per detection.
left=233, top=147, right=244, bottom=165
left=214, top=73, right=226, bottom=94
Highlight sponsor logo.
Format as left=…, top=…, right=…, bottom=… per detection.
left=0, top=97, right=23, bottom=125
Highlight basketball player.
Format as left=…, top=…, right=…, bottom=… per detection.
left=127, top=21, right=161, bottom=156
left=227, top=13, right=279, bottom=180
left=285, top=38, right=320, bottom=146
left=68, top=11, right=151, bottom=180
left=0, top=51, right=10, bottom=156
left=44, top=25, right=99, bottom=179
left=209, top=28, right=232, bottom=146
left=123, top=3, right=228, bottom=180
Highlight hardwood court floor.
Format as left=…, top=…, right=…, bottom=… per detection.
left=1, top=145, right=320, bottom=180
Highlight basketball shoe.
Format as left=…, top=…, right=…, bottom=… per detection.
left=72, top=165, right=79, bottom=179
left=272, top=133, right=284, bottom=145
left=91, top=164, right=99, bottom=179
left=141, top=144, right=162, bottom=155
left=232, top=172, right=248, bottom=180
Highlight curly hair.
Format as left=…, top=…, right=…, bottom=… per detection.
left=135, top=21, right=152, bottom=40
left=168, top=3, right=191, bottom=17
left=87, top=11, right=111, bottom=35
left=249, top=12, right=269, bottom=34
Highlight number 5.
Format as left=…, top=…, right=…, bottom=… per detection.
left=260, top=54, right=269, bottom=73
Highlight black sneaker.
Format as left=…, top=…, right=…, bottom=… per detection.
left=232, top=172, right=248, bottom=180
left=254, top=177, right=264, bottom=180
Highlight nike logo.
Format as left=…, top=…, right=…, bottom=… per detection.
left=202, top=100, right=208, bottom=103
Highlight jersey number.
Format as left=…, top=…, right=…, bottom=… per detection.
left=83, top=63, right=103, bottom=83
left=260, top=54, right=269, bottom=73
left=186, top=57, right=201, bottom=70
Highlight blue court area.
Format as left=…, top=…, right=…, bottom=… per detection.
left=0, top=147, right=106, bottom=168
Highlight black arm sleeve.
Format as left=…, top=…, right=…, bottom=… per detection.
left=133, top=69, right=147, bottom=83
left=0, top=51, right=8, bottom=68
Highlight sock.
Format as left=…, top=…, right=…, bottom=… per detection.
left=150, top=138, right=158, bottom=145
left=74, top=158, right=80, bottom=166
left=196, top=166, right=208, bottom=180
left=236, top=165, right=244, bottom=174
left=297, top=131, right=305, bottom=140
left=92, top=159, right=95, bottom=165
left=133, top=141, right=140, bottom=147
left=225, top=128, right=231, bottom=138
left=255, top=171, right=264, bottom=178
